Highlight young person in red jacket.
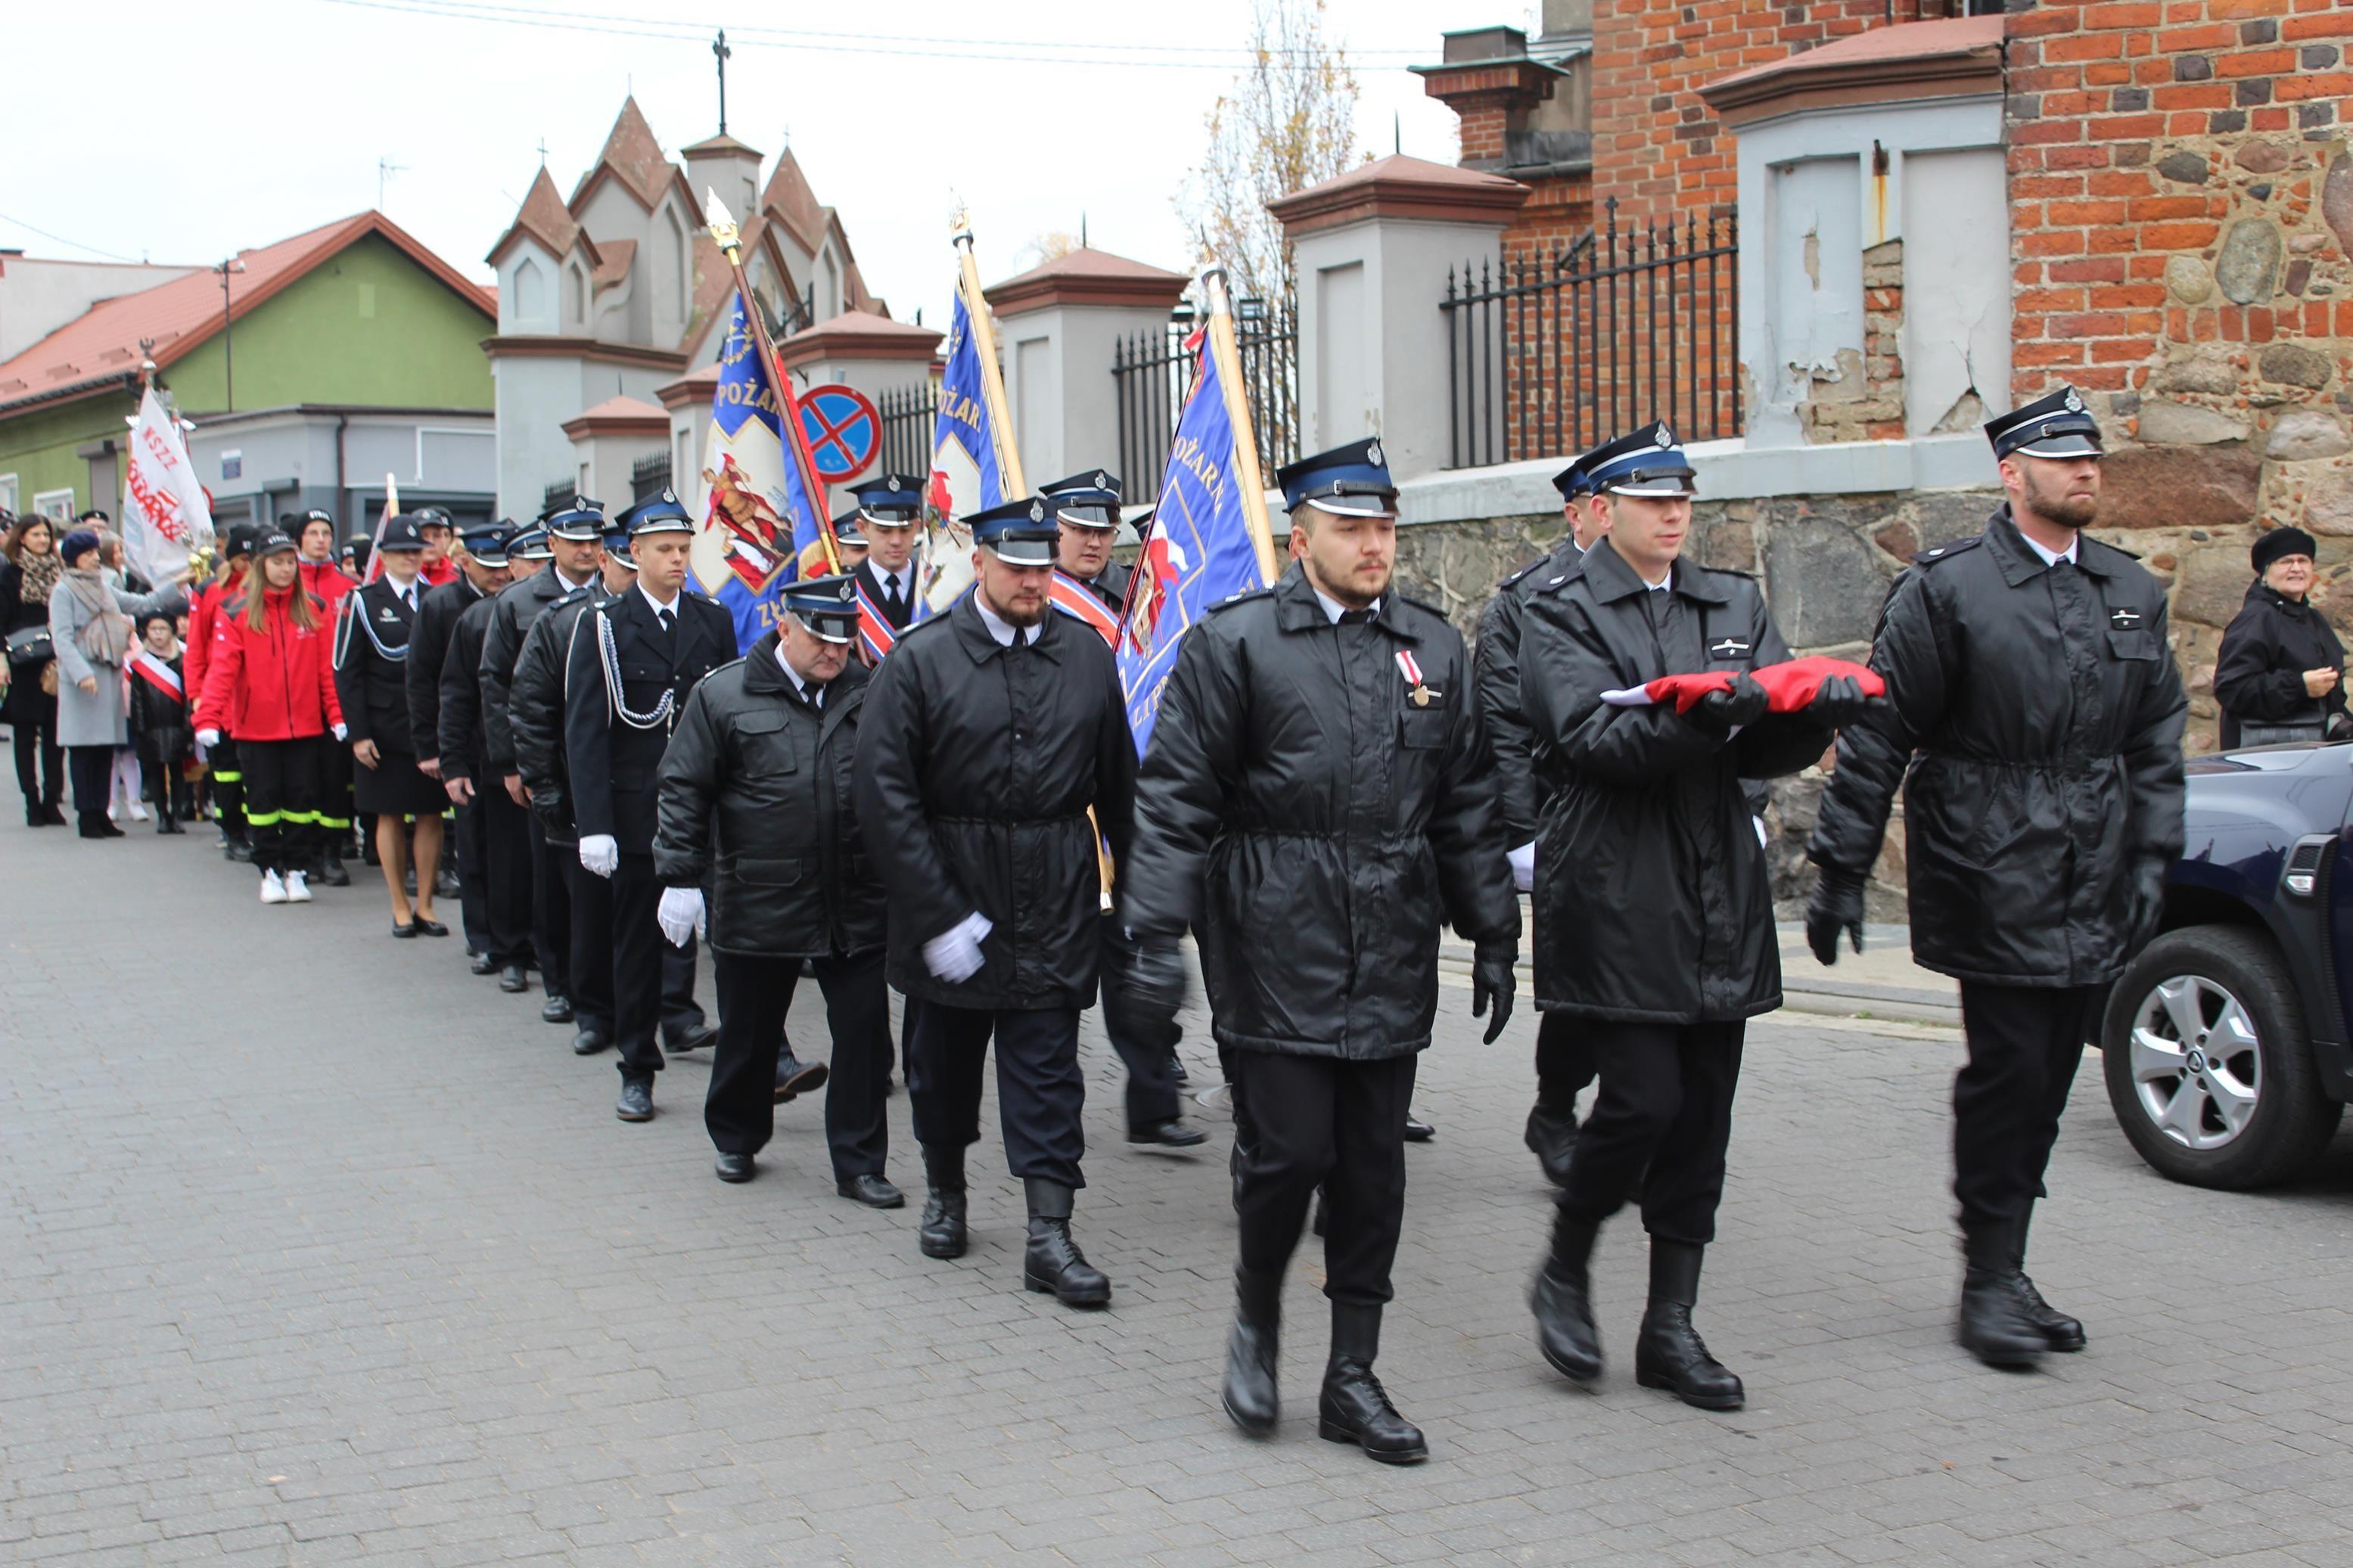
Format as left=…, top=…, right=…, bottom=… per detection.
left=194, top=529, right=347, bottom=905
left=415, top=506, right=458, bottom=589
left=293, top=508, right=358, bottom=885
left=187, top=525, right=257, bottom=861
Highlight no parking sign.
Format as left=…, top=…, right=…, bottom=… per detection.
left=797, top=384, right=882, bottom=483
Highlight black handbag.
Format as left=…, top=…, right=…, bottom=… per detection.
left=5, top=625, right=52, bottom=666
left=2239, top=702, right=2327, bottom=747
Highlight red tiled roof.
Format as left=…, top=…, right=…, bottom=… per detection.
left=0, top=211, right=496, bottom=418
left=575, top=96, right=673, bottom=211
left=1708, top=12, right=2005, bottom=96
left=486, top=166, right=583, bottom=268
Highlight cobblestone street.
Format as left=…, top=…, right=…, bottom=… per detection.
left=6, top=821, right=2353, bottom=1566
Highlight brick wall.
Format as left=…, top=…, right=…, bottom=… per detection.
left=2006, top=0, right=2353, bottom=750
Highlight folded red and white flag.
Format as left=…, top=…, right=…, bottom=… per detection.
left=1599, top=655, right=1884, bottom=713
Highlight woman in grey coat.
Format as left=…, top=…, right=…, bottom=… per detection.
left=48, top=527, right=171, bottom=838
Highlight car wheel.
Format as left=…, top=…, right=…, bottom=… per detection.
left=2100, top=925, right=2342, bottom=1190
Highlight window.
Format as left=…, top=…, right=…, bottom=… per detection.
left=0, top=474, right=17, bottom=516
left=661, top=207, right=688, bottom=322
left=33, top=488, right=74, bottom=521
left=514, top=256, right=545, bottom=324
left=566, top=263, right=586, bottom=328
left=220, top=449, right=243, bottom=481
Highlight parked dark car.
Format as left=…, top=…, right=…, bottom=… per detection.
left=2103, top=740, right=2353, bottom=1188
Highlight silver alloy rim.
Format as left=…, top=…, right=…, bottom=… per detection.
left=2128, top=974, right=2261, bottom=1150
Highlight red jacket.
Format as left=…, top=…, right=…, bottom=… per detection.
left=299, top=557, right=356, bottom=610
left=194, top=584, right=345, bottom=741
left=419, top=556, right=456, bottom=588
left=184, top=567, right=249, bottom=714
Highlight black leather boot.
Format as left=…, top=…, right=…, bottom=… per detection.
left=1021, top=1178, right=1110, bottom=1306
left=1633, top=1240, right=1744, bottom=1410
left=1524, top=1104, right=1579, bottom=1189
left=1222, top=1268, right=1282, bottom=1436
left=321, top=846, right=351, bottom=887
left=918, top=1144, right=968, bottom=1259
left=2015, top=1203, right=2085, bottom=1352
left=1531, top=1207, right=1603, bottom=1383
left=1317, top=1304, right=1426, bottom=1464
left=1959, top=1221, right=2048, bottom=1368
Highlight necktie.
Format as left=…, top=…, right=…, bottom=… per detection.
left=657, top=608, right=674, bottom=634
left=1338, top=608, right=1373, bottom=626
left=884, top=576, right=905, bottom=616
left=809, top=684, right=822, bottom=711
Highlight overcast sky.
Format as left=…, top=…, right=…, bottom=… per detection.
left=2, top=0, right=1503, bottom=324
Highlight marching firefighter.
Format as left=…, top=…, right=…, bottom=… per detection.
left=1805, top=386, right=2187, bottom=1368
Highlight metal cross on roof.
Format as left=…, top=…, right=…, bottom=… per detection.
left=713, top=29, right=732, bottom=135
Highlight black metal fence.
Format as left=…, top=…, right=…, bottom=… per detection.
left=1441, top=200, right=1740, bottom=469
left=631, top=452, right=671, bottom=501
left=541, top=478, right=577, bottom=517
left=878, top=384, right=934, bottom=481
left=1111, top=306, right=1298, bottom=503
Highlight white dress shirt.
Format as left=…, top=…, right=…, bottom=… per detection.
left=2019, top=529, right=2080, bottom=567
left=972, top=593, right=1031, bottom=648
left=1311, top=585, right=1382, bottom=624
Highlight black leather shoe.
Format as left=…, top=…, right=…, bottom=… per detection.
left=1403, top=1115, right=1434, bottom=1142
left=1021, top=1178, right=1111, bottom=1306
left=837, top=1174, right=906, bottom=1209
left=714, top=1151, right=755, bottom=1183
left=320, top=855, right=351, bottom=888
left=390, top=920, right=419, bottom=939
left=1531, top=1209, right=1603, bottom=1383
left=1171, top=1055, right=1189, bottom=1083
left=918, top=1144, right=968, bottom=1259
left=225, top=837, right=253, bottom=863
left=2016, top=1205, right=2085, bottom=1352
left=542, top=993, right=574, bottom=1024
left=1127, top=1117, right=1209, bottom=1148
left=1959, top=1223, right=2049, bottom=1368
left=664, top=1020, right=718, bottom=1055
left=499, top=964, right=530, bottom=993
left=1525, top=1104, right=1579, bottom=1189
left=614, top=1077, right=654, bottom=1122
left=470, top=952, right=499, bottom=976
left=774, top=1053, right=829, bottom=1104
left=410, top=916, right=449, bottom=938
left=1222, top=1268, right=1282, bottom=1436
left=571, top=1028, right=610, bottom=1057
left=1317, top=1305, right=1426, bottom=1464
left=1633, top=1241, right=1744, bottom=1410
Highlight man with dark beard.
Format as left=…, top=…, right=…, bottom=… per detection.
left=1807, top=385, right=2186, bottom=1369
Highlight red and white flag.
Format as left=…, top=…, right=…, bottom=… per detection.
left=122, top=387, right=213, bottom=585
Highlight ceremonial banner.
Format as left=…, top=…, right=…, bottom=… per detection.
left=1117, top=330, right=1274, bottom=752
left=692, top=290, right=831, bottom=652
left=121, top=387, right=212, bottom=586
left=929, top=283, right=1009, bottom=528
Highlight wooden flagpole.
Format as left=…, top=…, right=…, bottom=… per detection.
left=705, top=188, right=843, bottom=575
left=1201, top=269, right=1281, bottom=588
left=952, top=219, right=1027, bottom=497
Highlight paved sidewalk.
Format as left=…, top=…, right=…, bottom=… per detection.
left=5, top=822, right=2353, bottom=1565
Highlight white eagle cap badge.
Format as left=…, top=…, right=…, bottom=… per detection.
left=1655, top=423, right=1673, bottom=447
left=1093, top=471, right=1109, bottom=489
left=1027, top=500, right=1045, bottom=523
left=1366, top=440, right=1383, bottom=467
left=2063, top=389, right=2084, bottom=412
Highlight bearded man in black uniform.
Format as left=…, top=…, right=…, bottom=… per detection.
left=563, top=492, right=734, bottom=1123
left=1518, top=424, right=1865, bottom=1413
left=654, top=574, right=900, bottom=1205
left=1807, top=386, right=2187, bottom=1369
left=856, top=497, right=1137, bottom=1309
left=1119, top=438, right=1520, bottom=1464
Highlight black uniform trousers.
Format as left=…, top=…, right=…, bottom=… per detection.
left=1097, top=914, right=1181, bottom=1129
left=1229, top=1050, right=1416, bottom=1308
left=12, top=706, right=62, bottom=812
left=238, top=736, right=325, bottom=878
left=709, top=949, right=891, bottom=1174
left=909, top=1003, right=1086, bottom=1188
left=319, top=734, right=354, bottom=843
left=67, top=744, right=113, bottom=817
left=475, top=785, right=535, bottom=965
left=1954, top=983, right=2096, bottom=1230
left=530, top=815, right=575, bottom=1000
left=1556, top=1020, right=1745, bottom=1247
left=452, top=793, right=492, bottom=956
left=210, top=734, right=246, bottom=838
left=1535, top=1010, right=1598, bottom=1114
left=600, top=852, right=707, bottom=1079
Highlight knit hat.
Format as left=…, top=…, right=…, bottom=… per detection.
left=2252, top=526, right=2318, bottom=576
left=58, top=527, right=101, bottom=565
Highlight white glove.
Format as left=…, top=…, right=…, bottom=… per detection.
left=1508, top=840, right=1536, bottom=894
left=657, top=886, right=705, bottom=948
left=578, top=834, right=619, bottom=878
left=331, top=722, right=348, bottom=741
left=196, top=728, right=221, bottom=748
left=922, top=911, right=993, bottom=983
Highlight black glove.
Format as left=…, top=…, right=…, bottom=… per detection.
left=1123, top=933, right=1189, bottom=1017
left=1684, top=672, right=1768, bottom=738
left=1805, top=862, right=1867, bottom=966
left=2125, top=857, right=2167, bottom=956
left=1472, top=938, right=1517, bottom=1045
left=1807, top=673, right=1879, bottom=730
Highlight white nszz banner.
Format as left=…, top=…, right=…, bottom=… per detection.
left=123, top=387, right=213, bottom=585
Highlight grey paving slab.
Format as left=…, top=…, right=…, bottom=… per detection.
left=5, top=821, right=2353, bottom=1566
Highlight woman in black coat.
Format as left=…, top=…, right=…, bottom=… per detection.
left=2212, top=526, right=2349, bottom=749
left=0, top=514, right=67, bottom=825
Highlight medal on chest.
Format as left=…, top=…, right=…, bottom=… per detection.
left=1395, top=650, right=1438, bottom=707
